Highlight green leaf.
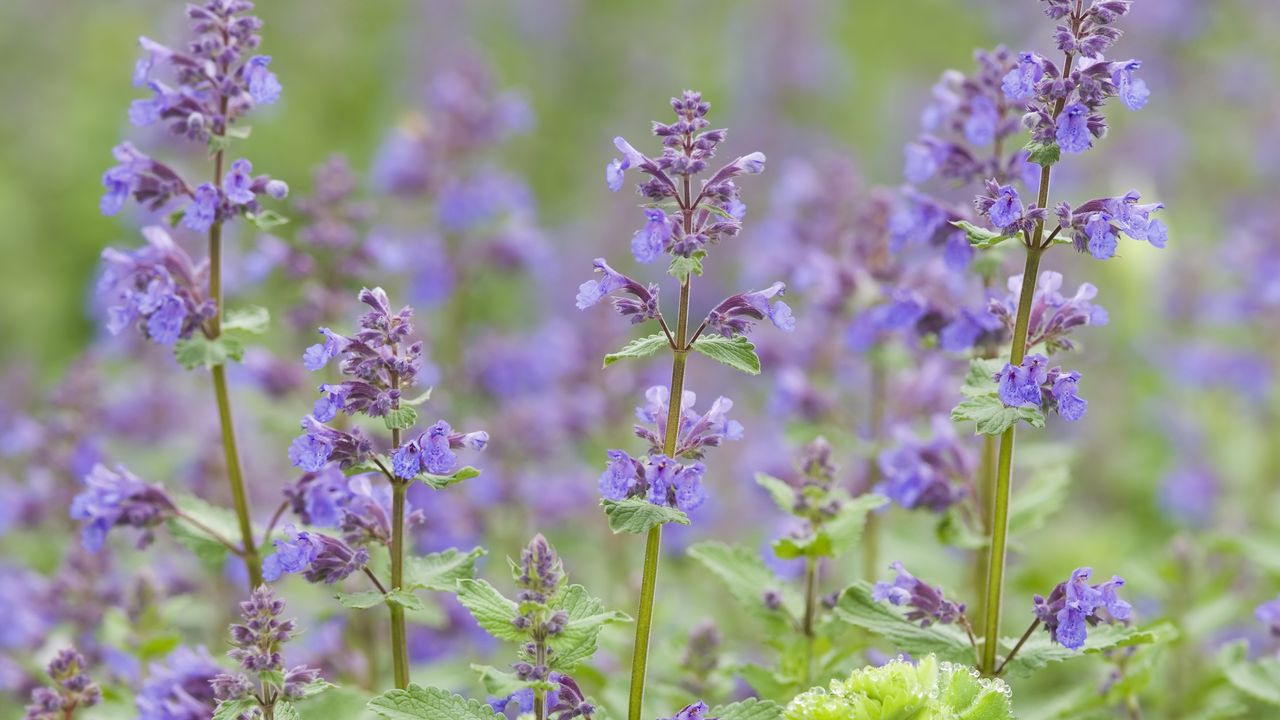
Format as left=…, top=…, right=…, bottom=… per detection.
left=823, top=493, right=889, bottom=559
left=832, top=582, right=974, bottom=664
left=691, top=335, right=761, bottom=375
left=470, top=664, right=532, bottom=697
left=384, top=407, right=419, bottom=431
left=669, top=249, right=707, bottom=282
left=291, top=679, right=335, bottom=701
left=772, top=534, right=832, bottom=560
left=951, top=393, right=1046, bottom=435
left=223, top=306, right=269, bottom=335
left=1025, top=139, right=1061, bottom=167
left=167, top=494, right=244, bottom=566
left=710, top=698, right=784, bottom=720
left=687, top=542, right=801, bottom=625
left=960, top=358, right=1007, bottom=398
left=343, top=457, right=387, bottom=476
left=999, top=622, right=1173, bottom=679
left=387, top=589, right=427, bottom=612
left=226, top=125, right=252, bottom=140
left=1007, top=452, right=1070, bottom=537
left=600, top=498, right=690, bottom=534
left=951, top=220, right=1016, bottom=250
left=246, top=209, right=289, bottom=230
left=1219, top=640, right=1280, bottom=705
left=173, top=334, right=246, bottom=370
left=213, top=698, right=257, bottom=720
left=456, top=579, right=523, bottom=642
left=402, top=388, right=434, bottom=406
left=755, top=473, right=796, bottom=514
left=335, top=591, right=387, bottom=610
left=547, top=584, right=632, bottom=670
left=603, top=333, right=669, bottom=368
left=405, top=547, right=486, bottom=592
left=275, top=702, right=301, bottom=720
left=367, top=685, right=500, bottom=720
left=418, top=465, right=481, bottom=490
left=294, top=686, right=377, bottom=720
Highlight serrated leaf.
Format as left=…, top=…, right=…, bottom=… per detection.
left=213, top=698, right=257, bottom=720
left=824, top=493, right=889, bottom=558
left=1219, top=641, right=1280, bottom=705
left=275, top=702, right=301, bottom=720
left=755, top=473, right=796, bottom=514
left=367, top=685, right=500, bottom=720
left=402, top=388, right=433, bottom=406
left=405, top=547, right=486, bottom=592
left=687, top=542, right=801, bottom=627
left=384, top=407, right=419, bottom=431
left=600, top=498, right=690, bottom=534
left=1025, top=139, right=1061, bottom=167
left=960, top=358, right=1006, bottom=398
left=246, top=209, right=289, bottom=230
left=335, top=591, right=387, bottom=610
left=669, top=249, right=707, bottom=282
left=295, top=686, right=377, bottom=720
left=603, top=333, right=669, bottom=368
left=173, top=334, right=246, bottom=370
left=951, top=393, right=1045, bottom=435
left=387, top=589, right=427, bottom=612
left=691, top=335, right=761, bottom=375
left=710, top=698, right=784, bottom=720
left=952, top=220, right=1016, bottom=250
left=223, top=306, right=269, bottom=335
left=456, top=579, right=523, bottom=642
left=292, top=679, right=335, bottom=701
left=999, top=622, right=1172, bottom=679
left=418, top=466, right=481, bottom=490
left=547, top=584, right=631, bottom=670
left=167, top=494, right=245, bottom=566
left=832, top=582, right=975, bottom=664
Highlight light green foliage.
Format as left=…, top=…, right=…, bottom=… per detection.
left=669, top=249, right=707, bottom=281
left=1219, top=641, right=1280, bottom=705
left=951, top=220, right=1017, bottom=250
left=712, top=698, right=786, bottom=720
left=783, top=655, right=1014, bottom=720
left=603, top=333, right=669, bottom=367
left=601, top=497, right=690, bottom=534
left=167, top=493, right=250, bottom=566
left=367, top=685, right=500, bottom=720
left=173, top=306, right=270, bottom=370
left=833, top=582, right=974, bottom=665
left=691, top=334, right=762, bottom=375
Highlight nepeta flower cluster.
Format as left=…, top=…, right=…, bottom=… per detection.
left=102, top=0, right=287, bottom=229
left=873, top=561, right=968, bottom=628
left=262, top=524, right=369, bottom=584
left=877, top=417, right=973, bottom=512
left=211, top=586, right=323, bottom=716
left=994, top=354, right=1087, bottom=421
left=632, top=386, right=743, bottom=460
left=988, top=271, right=1108, bottom=353
left=136, top=646, right=222, bottom=720
left=1033, top=567, right=1132, bottom=650
left=23, top=649, right=101, bottom=720
left=70, top=463, right=177, bottom=552
left=100, top=227, right=212, bottom=346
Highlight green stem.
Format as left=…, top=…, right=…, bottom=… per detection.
left=389, top=416, right=410, bottom=689
left=207, top=126, right=262, bottom=588
left=980, top=243, right=1044, bottom=675
left=971, top=432, right=997, bottom=634
left=627, top=275, right=692, bottom=720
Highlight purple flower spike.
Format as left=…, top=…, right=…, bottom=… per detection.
left=575, top=258, right=660, bottom=324
left=70, top=463, right=177, bottom=552
left=872, top=561, right=967, bottom=627
left=1034, top=567, right=1132, bottom=650
left=1111, top=59, right=1149, bottom=111
left=223, top=158, right=255, bottom=205
left=1055, top=103, right=1093, bottom=154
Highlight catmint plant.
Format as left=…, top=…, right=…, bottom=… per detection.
left=945, top=0, right=1164, bottom=676
left=582, top=90, right=790, bottom=719
left=23, top=648, right=101, bottom=720
left=281, top=286, right=488, bottom=690
left=97, top=0, right=289, bottom=587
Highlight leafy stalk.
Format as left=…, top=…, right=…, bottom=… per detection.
left=388, top=366, right=410, bottom=690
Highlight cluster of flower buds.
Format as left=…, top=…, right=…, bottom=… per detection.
left=24, top=649, right=101, bottom=720
left=598, top=451, right=708, bottom=514
left=391, top=421, right=489, bottom=479
left=262, top=524, right=369, bottom=584
left=989, top=271, right=1109, bottom=354
left=1004, top=1, right=1146, bottom=154
left=99, top=226, right=214, bottom=346
left=136, top=646, right=222, bottom=719
left=1033, top=567, right=1131, bottom=650
left=877, top=416, right=974, bottom=513
left=574, top=259, right=661, bottom=323
left=70, top=463, right=177, bottom=552
left=906, top=46, right=1039, bottom=187
left=704, top=282, right=796, bottom=337
left=994, top=354, right=1087, bottom=421
left=872, top=561, right=968, bottom=628
left=211, top=585, right=323, bottom=708
left=632, top=386, right=743, bottom=460
left=606, top=91, right=765, bottom=261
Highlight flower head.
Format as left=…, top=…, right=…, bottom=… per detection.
left=262, top=525, right=369, bottom=585
left=1033, top=567, right=1132, bottom=650
left=574, top=258, right=660, bottom=324
left=705, top=282, right=796, bottom=337
left=24, top=648, right=101, bottom=720
left=70, top=463, right=177, bottom=552
left=872, top=561, right=967, bottom=627
left=136, top=646, right=221, bottom=720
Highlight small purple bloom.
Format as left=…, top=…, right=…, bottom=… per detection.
left=246, top=56, right=282, bottom=105
left=302, top=328, right=347, bottom=371
left=392, top=442, right=422, bottom=479
left=660, top=701, right=714, bottom=720
left=598, top=450, right=639, bottom=501
left=223, top=159, right=255, bottom=205
left=288, top=432, right=333, bottom=472
left=964, top=95, right=998, bottom=146
left=1051, top=372, right=1087, bottom=421
left=70, top=463, right=177, bottom=553
left=1085, top=214, right=1119, bottom=259
left=182, top=184, right=220, bottom=233
left=1112, top=60, right=1149, bottom=111
left=873, top=561, right=966, bottom=627
left=1256, top=596, right=1280, bottom=638
left=1034, top=567, right=1131, bottom=651
left=632, top=208, right=671, bottom=263
left=988, top=184, right=1023, bottom=229
left=1055, top=103, right=1093, bottom=154
left=1003, top=52, right=1045, bottom=102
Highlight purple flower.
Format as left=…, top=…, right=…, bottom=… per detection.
left=136, top=646, right=221, bottom=720
left=1256, top=596, right=1280, bottom=638
left=632, top=208, right=671, bottom=263
left=877, top=417, right=972, bottom=512
left=632, top=386, right=744, bottom=460
left=904, top=141, right=942, bottom=184
left=988, top=184, right=1023, bottom=229
left=1034, top=567, right=1131, bottom=650
left=1050, top=372, right=1087, bottom=421
left=223, top=158, right=255, bottom=205
left=262, top=525, right=368, bottom=584
left=302, top=328, right=348, bottom=371
left=246, top=55, right=282, bottom=105
left=1112, top=60, right=1149, bottom=111
left=598, top=449, right=641, bottom=500
left=1084, top=213, right=1119, bottom=259
left=25, top=648, right=101, bottom=720
left=288, top=432, right=333, bottom=472
left=606, top=136, right=644, bottom=192
left=575, top=258, right=660, bottom=324
left=872, top=561, right=967, bottom=627
left=964, top=95, right=999, bottom=146
left=660, top=701, right=715, bottom=720
left=988, top=271, right=1108, bottom=353
left=213, top=586, right=321, bottom=704
left=645, top=455, right=707, bottom=512
left=995, top=354, right=1048, bottom=407
left=1055, top=103, right=1093, bottom=154
left=182, top=183, right=220, bottom=233
left=70, top=463, right=177, bottom=552
left=1003, top=52, right=1046, bottom=102
left=705, top=282, right=795, bottom=337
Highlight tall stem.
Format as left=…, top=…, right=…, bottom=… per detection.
left=628, top=166, right=695, bottom=719
left=534, top=633, right=548, bottom=720
left=970, top=432, right=998, bottom=633
left=980, top=244, right=1043, bottom=675
left=207, top=112, right=262, bottom=588
left=388, top=411, right=410, bottom=689
left=863, top=353, right=887, bottom=580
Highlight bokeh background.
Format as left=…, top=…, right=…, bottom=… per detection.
left=3, top=0, right=1280, bottom=717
